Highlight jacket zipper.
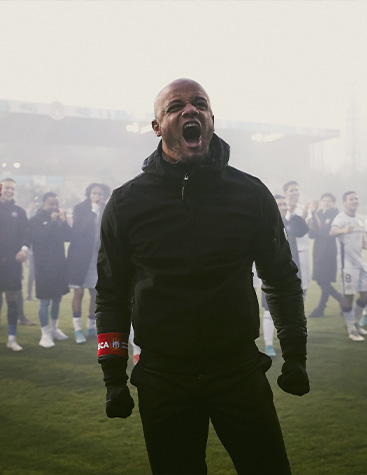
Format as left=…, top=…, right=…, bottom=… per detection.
left=181, top=166, right=209, bottom=201
left=181, top=174, right=189, bottom=201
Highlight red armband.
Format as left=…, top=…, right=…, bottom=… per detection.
left=97, top=332, right=129, bottom=358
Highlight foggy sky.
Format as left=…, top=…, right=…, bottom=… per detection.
left=0, top=1, right=366, bottom=130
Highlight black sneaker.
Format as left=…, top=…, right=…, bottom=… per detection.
left=308, top=308, right=324, bottom=318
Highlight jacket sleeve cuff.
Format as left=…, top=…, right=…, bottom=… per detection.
left=98, top=355, right=129, bottom=387
left=279, top=335, right=307, bottom=361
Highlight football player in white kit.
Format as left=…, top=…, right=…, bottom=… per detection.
left=330, top=191, right=367, bottom=341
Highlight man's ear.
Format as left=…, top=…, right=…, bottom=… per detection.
left=152, top=119, right=162, bottom=137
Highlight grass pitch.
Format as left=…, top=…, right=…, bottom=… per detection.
left=0, top=280, right=366, bottom=475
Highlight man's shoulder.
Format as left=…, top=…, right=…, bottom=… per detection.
left=332, top=211, right=346, bottom=223
left=224, top=166, right=269, bottom=193
left=110, top=164, right=269, bottom=202
left=334, top=211, right=360, bottom=222
left=225, top=165, right=260, bottom=181
left=112, top=172, right=147, bottom=198
left=74, top=199, right=90, bottom=212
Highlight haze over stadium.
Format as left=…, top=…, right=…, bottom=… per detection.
left=1, top=3, right=367, bottom=474
left=0, top=1, right=367, bottom=200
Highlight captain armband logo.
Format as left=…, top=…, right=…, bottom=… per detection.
left=97, top=332, right=129, bottom=358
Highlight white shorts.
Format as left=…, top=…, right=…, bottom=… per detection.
left=340, top=267, right=367, bottom=295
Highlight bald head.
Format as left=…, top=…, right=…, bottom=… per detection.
left=154, top=78, right=211, bottom=120
left=151, top=78, right=214, bottom=165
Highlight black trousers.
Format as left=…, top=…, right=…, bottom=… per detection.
left=131, top=359, right=291, bottom=475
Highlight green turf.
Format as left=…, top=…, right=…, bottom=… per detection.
left=1, top=280, right=366, bottom=475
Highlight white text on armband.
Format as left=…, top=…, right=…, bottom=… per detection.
left=97, top=332, right=129, bottom=358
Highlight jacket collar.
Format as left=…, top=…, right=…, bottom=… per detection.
left=142, top=133, right=230, bottom=180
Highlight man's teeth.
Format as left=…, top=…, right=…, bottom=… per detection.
left=184, top=123, right=199, bottom=129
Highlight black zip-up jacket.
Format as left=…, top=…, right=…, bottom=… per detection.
left=0, top=199, right=29, bottom=291
left=96, top=134, right=307, bottom=373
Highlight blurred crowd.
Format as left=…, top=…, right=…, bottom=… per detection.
left=0, top=178, right=111, bottom=351
left=1, top=176, right=366, bottom=357
left=255, top=180, right=367, bottom=356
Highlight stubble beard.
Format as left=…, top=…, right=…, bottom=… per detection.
left=163, top=126, right=214, bottom=167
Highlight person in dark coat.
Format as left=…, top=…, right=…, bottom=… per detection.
left=30, top=192, right=72, bottom=348
left=0, top=178, right=29, bottom=351
left=308, top=192, right=341, bottom=318
left=67, top=183, right=110, bottom=343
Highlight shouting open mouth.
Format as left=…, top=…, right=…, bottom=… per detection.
left=183, top=121, right=202, bottom=148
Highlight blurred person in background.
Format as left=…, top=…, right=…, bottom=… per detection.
left=262, top=194, right=308, bottom=357
left=26, top=250, right=35, bottom=301
left=330, top=191, right=367, bottom=342
left=283, top=180, right=312, bottom=295
left=12, top=192, right=38, bottom=325
left=279, top=194, right=309, bottom=281
left=96, top=78, right=309, bottom=475
left=0, top=178, right=30, bottom=351
left=359, top=213, right=367, bottom=329
left=25, top=194, right=40, bottom=301
left=1, top=188, right=36, bottom=327
left=308, top=192, right=341, bottom=318
left=67, top=183, right=110, bottom=344
left=30, top=192, right=71, bottom=348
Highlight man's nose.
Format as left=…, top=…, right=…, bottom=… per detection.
left=182, top=103, right=199, bottom=117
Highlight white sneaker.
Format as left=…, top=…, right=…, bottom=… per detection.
left=39, top=332, right=55, bottom=348
left=7, top=340, right=23, bottom=351
left=348, top=327, right=365, bottom=342
left=52, top=328, right=69, bottom=340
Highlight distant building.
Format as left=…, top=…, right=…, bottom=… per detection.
left=0, top=98, right=339, bottom=207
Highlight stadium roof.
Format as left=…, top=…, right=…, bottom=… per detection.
left=0, top=99, right=339, bottom=148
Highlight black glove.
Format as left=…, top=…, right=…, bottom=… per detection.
left=277, top=358, right=310, bottom=396
left=106, top=385, right=135, bottom=418
left=99, top=356, right=135, bottom=419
